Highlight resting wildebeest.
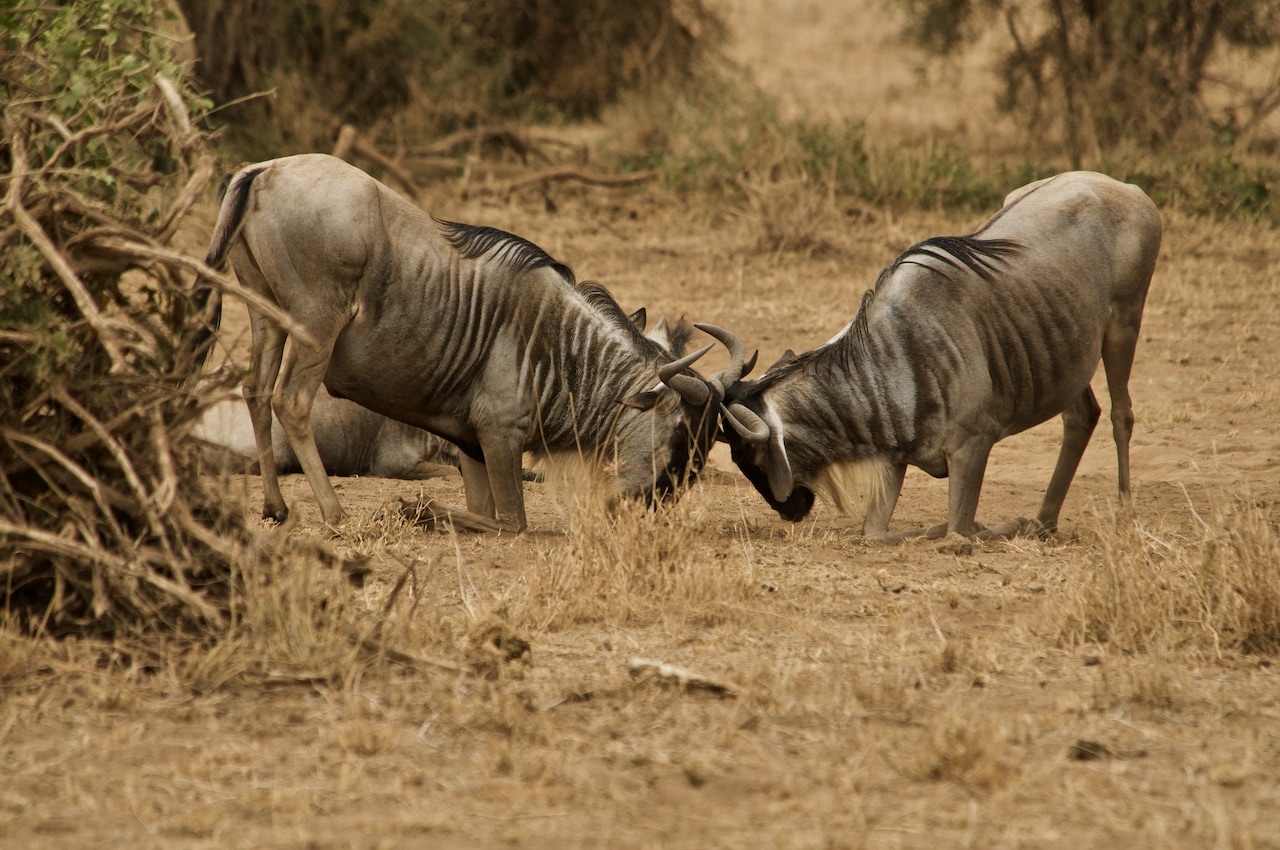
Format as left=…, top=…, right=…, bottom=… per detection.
left=200, top=153, right=742, bottom=530
left=720, top=171, right=1161, bottom=540
left=192, top=386, right=462, bottom=479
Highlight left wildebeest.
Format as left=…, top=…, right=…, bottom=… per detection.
left=720, top=171, right=1162, bottom=540
left=199, top=153, right=744, bottom=531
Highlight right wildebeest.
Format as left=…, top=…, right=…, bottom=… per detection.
left=720, top=171, right=1162, bottom=540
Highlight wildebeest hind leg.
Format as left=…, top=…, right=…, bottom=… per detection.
left=274, top=338, right=344, bottom=525
left=246, top=312, right=288, bottom=522
left=1101, top=321, right=1140, bottom=499
left=1035, top=387, right=1101, bottom=533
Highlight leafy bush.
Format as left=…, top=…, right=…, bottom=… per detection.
left=898, top=0, right=1280, bottom=163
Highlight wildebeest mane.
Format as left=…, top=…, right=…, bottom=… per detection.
left=437, top=219, right=575, bottom=283
left=575, top=280, right=690, bottom=358
left=889, top=234, right=1022, bottom=285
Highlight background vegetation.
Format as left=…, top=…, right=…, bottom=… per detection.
left=162, top=0, right=1280, bottom=220
left=176, top=0, right=726, bottom=154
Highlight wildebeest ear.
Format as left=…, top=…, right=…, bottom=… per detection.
left=619, top=390, right=661, bottom=411
left=628, top=307, right=647, bottom=332
left=766, top=350, right=796, bottom=373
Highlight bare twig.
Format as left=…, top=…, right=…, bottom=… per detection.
left=75, top=234, right=316, bottom=344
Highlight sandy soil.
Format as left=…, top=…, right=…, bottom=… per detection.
left=4, top=2, right=1280, bottom=848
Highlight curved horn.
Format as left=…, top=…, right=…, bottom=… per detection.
left=721, top=402, right=770, bottom=444
left=695, top=323, right=746, bottom=389
left=658, top=342, right=713, bottom=406
left=741, top=349, right=759, bottom=380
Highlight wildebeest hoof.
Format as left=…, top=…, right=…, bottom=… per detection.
left=1026, top=518, right=1053, bottom=539
left=263, top=505, right=289, bottom=524
left=922, top=522, right=949, bottom=541
left=935, top=533, right=974, bottom=556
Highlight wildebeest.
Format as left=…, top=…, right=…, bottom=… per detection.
left=200, top=153, right=742, bottom=531
left=193, top=386, right=462, bottom=479
left=720, top=171, right=1162, bottom=540
left=191, top=300, right=693, bottom=482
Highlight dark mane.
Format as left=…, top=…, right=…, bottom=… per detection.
left=436, top=219, right=574, bottom=283
left=651, top=317, right=694, bottom=357
left=574, top=280, right=673, bottom=358
left=744, top=236, right=1022, bottom=397
left=887, top=234, right=1022, bottom=285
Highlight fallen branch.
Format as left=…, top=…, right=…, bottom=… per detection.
left=396, top=496, right=506, bottom=534
left=332, top=124, right=425, bottom=200
left=425, top=124, right=589, bottom=165
left=494, top=166, right=660, bottom=198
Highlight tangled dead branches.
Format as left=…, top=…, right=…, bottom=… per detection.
left=0, top=4, right=279, bottom=639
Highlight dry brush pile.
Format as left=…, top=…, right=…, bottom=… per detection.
left=0, top=2, right=296, bottom=641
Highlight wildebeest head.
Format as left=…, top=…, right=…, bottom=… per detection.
left=605, top=318, right=749, bottom=508
left=719, top=351, right=823, bottom=522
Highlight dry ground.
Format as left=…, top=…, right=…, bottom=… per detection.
left=4, top=1, right=1280, bottom=848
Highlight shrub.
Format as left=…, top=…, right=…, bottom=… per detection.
left=1, top=0, right=251, bottom=638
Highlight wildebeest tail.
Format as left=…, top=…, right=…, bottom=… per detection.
left=205, top=165, right=267, bottom=269
left=186, top=165, right=266, bottom=373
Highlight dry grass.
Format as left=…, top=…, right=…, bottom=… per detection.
left=1058, top=500, right=1280, bottom=657
left=515, top=466, right=757, bottom=632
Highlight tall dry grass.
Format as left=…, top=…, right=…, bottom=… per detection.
left=513, top=465, right=757, bottom=632
left=1057, top=500, right=1280, bottom=657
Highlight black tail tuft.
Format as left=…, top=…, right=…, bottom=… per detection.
left=205, top=165, right=266, bottom=269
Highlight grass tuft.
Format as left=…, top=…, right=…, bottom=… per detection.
left=1057, top=500, right=1280, bottom=657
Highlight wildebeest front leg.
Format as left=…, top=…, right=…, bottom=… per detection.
left=483, top=439, right=527, bottom=533
left=946, top=438, right=994, bottom=538
left=459, top=455, right=495, bottom=518
left=1035, top=386, right=1101, bottom=534
left=458, top=442, right=526, bottom=533
left=862, top=462, right=906, bottom=536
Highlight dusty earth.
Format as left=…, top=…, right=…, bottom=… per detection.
left=4, top=1, right=1280, bottom=848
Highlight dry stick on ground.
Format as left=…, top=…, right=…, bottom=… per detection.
left=627, top=657, right=739, bottom=698
left=495, top=166, right=660, bottom=200
left=333, top=123, right=649, bottom=202
left=396, top=496, right=505, bottom=534
left=424, top=125, right=589, bottom=165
